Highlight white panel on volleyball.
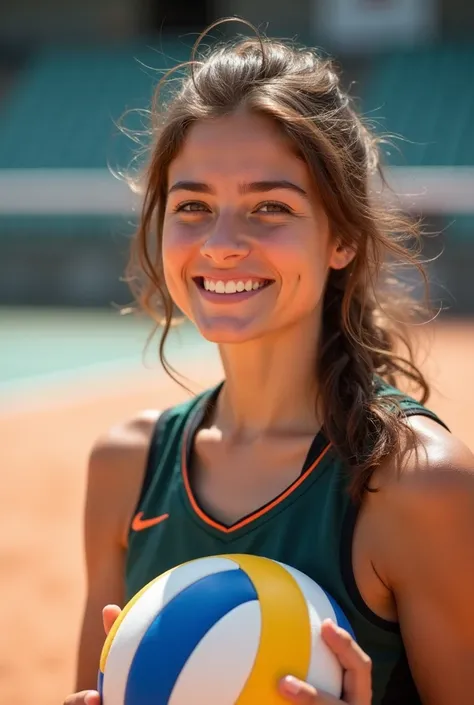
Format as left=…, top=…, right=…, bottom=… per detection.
left=102, top=556, right=240, bottom=705
left=168, top=601, right=261, bottom=705
left=277, top=562, right=343, bottom=696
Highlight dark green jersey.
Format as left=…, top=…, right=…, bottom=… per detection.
left=126, top=380, right=447, bottom=705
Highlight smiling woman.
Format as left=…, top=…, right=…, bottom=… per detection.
left=160, top=111, right=343, bottom=345
left=66, top=18, right=474, bottom=705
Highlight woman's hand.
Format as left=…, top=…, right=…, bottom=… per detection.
left=278, top=620, right=372, bottom=705
left=63, top=605, right=121, bottom=705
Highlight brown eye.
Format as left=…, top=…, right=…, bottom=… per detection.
left=174, top=201, right=210, bottom=213
left=256, top=202, right=293, bottom=214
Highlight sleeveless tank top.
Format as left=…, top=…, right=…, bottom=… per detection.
left=125, top=379, right=448, bottom=705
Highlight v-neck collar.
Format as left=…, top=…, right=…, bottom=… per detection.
left=179, top=384, right=332, bottom=536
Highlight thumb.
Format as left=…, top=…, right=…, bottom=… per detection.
left=102, top=604, right=121, bottom=635
left=279, top=676, right=323, bottom=704
left=279, top=676, right=342, bottom=704
left=84, top=692, right=100, bottom=705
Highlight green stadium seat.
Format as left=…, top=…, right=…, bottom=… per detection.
left=360, top=44, right=474, bottom=167
left=0, top=40, right=192, bottom=170
left=0, top=41, right=473, bottom=244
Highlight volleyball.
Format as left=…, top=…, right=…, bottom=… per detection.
left=98, top=554, right=355, bottom=705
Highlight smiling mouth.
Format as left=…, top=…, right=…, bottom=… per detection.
left=193, top=277, right=274, bottom=295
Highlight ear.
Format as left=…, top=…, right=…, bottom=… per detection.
left=329, top=242, right=356, bottom=271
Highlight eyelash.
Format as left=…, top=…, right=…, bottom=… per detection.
left=172, top=200, right=294, bottom=215
left=255, top=201, right=294, bottom=214
left=173, top=201, right=209, bottom=213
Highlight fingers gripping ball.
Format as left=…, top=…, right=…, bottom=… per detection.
left=98, top=554, right=355, bottom=705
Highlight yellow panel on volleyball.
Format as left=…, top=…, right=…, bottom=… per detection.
left=222, top=554, right=311, bottom=704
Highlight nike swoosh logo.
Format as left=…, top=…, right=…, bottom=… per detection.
left=132, top=511, right=169, bottom=531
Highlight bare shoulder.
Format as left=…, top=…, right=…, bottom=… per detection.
left=379, top=415, right=474, bottom=500
left=89, top=408, right=161, bottom=467
left=86, top=409, right=162, bottom=546
left=370, top=416, right=474, bottom=584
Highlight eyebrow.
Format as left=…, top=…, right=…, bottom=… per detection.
left=167, top=179, right=309, bottom=199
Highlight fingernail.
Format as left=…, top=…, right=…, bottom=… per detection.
left=84, top=693, right=97, bottom=705
left=281, top=675, right=303, bottom=695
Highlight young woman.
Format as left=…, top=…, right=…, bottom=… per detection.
left=65, top=20, right=474, bottom=705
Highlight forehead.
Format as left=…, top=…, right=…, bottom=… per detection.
left=168, top=111, right=311, bottom=184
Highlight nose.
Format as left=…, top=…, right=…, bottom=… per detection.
left=200, top=215, right=250, bottom=264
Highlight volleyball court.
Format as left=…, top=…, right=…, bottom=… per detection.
left=0, top=320, right=472, bottom=705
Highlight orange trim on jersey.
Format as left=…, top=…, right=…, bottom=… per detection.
left=181, top=427, right=332, bottom=534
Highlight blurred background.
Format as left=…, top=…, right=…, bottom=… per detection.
left=0, top=2, right=473, bottom=705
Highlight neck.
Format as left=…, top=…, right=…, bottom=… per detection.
left=215, top=313, right=322, bottom=440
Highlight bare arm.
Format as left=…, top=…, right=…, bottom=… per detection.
left=375, top=419, right=474, bottom=705
left=74, top=411, right=159, bottom=691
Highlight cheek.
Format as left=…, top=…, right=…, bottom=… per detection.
left=268, top=228, right=331, bottom=293
left=161, top=229, right=193, bottom=305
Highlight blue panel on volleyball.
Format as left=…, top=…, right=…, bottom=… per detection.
left=325, top=593, right=355, bottom=640
left=125, top=569, right=258, bottom=705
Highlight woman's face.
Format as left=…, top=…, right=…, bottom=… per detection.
left=162, top=110, right=350, bottom=344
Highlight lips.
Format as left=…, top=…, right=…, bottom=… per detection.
left=192, top=276, right=274, bottom=303
left=193, top=276, right=273, bottom=293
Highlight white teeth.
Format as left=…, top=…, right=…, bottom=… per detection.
left=202, top=278, right=268, bottom=294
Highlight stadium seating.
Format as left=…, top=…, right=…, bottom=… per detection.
left=361, top=43, right=474, bottom=167
left=0, top=40, right=191, bottom=170
left=0, top=40, right=472, bottom=308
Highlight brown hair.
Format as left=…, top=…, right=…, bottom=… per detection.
left=125, top=18, right=432, bottom=500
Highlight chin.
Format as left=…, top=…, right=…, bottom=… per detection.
left=194, top=316, right=264, bottom=345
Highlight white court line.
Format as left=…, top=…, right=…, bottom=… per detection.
left=0, top=357, right=156, bottom=416
left=0, top=356, right=143, bottom=394
left=0, top=349, right=221, bottom=417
